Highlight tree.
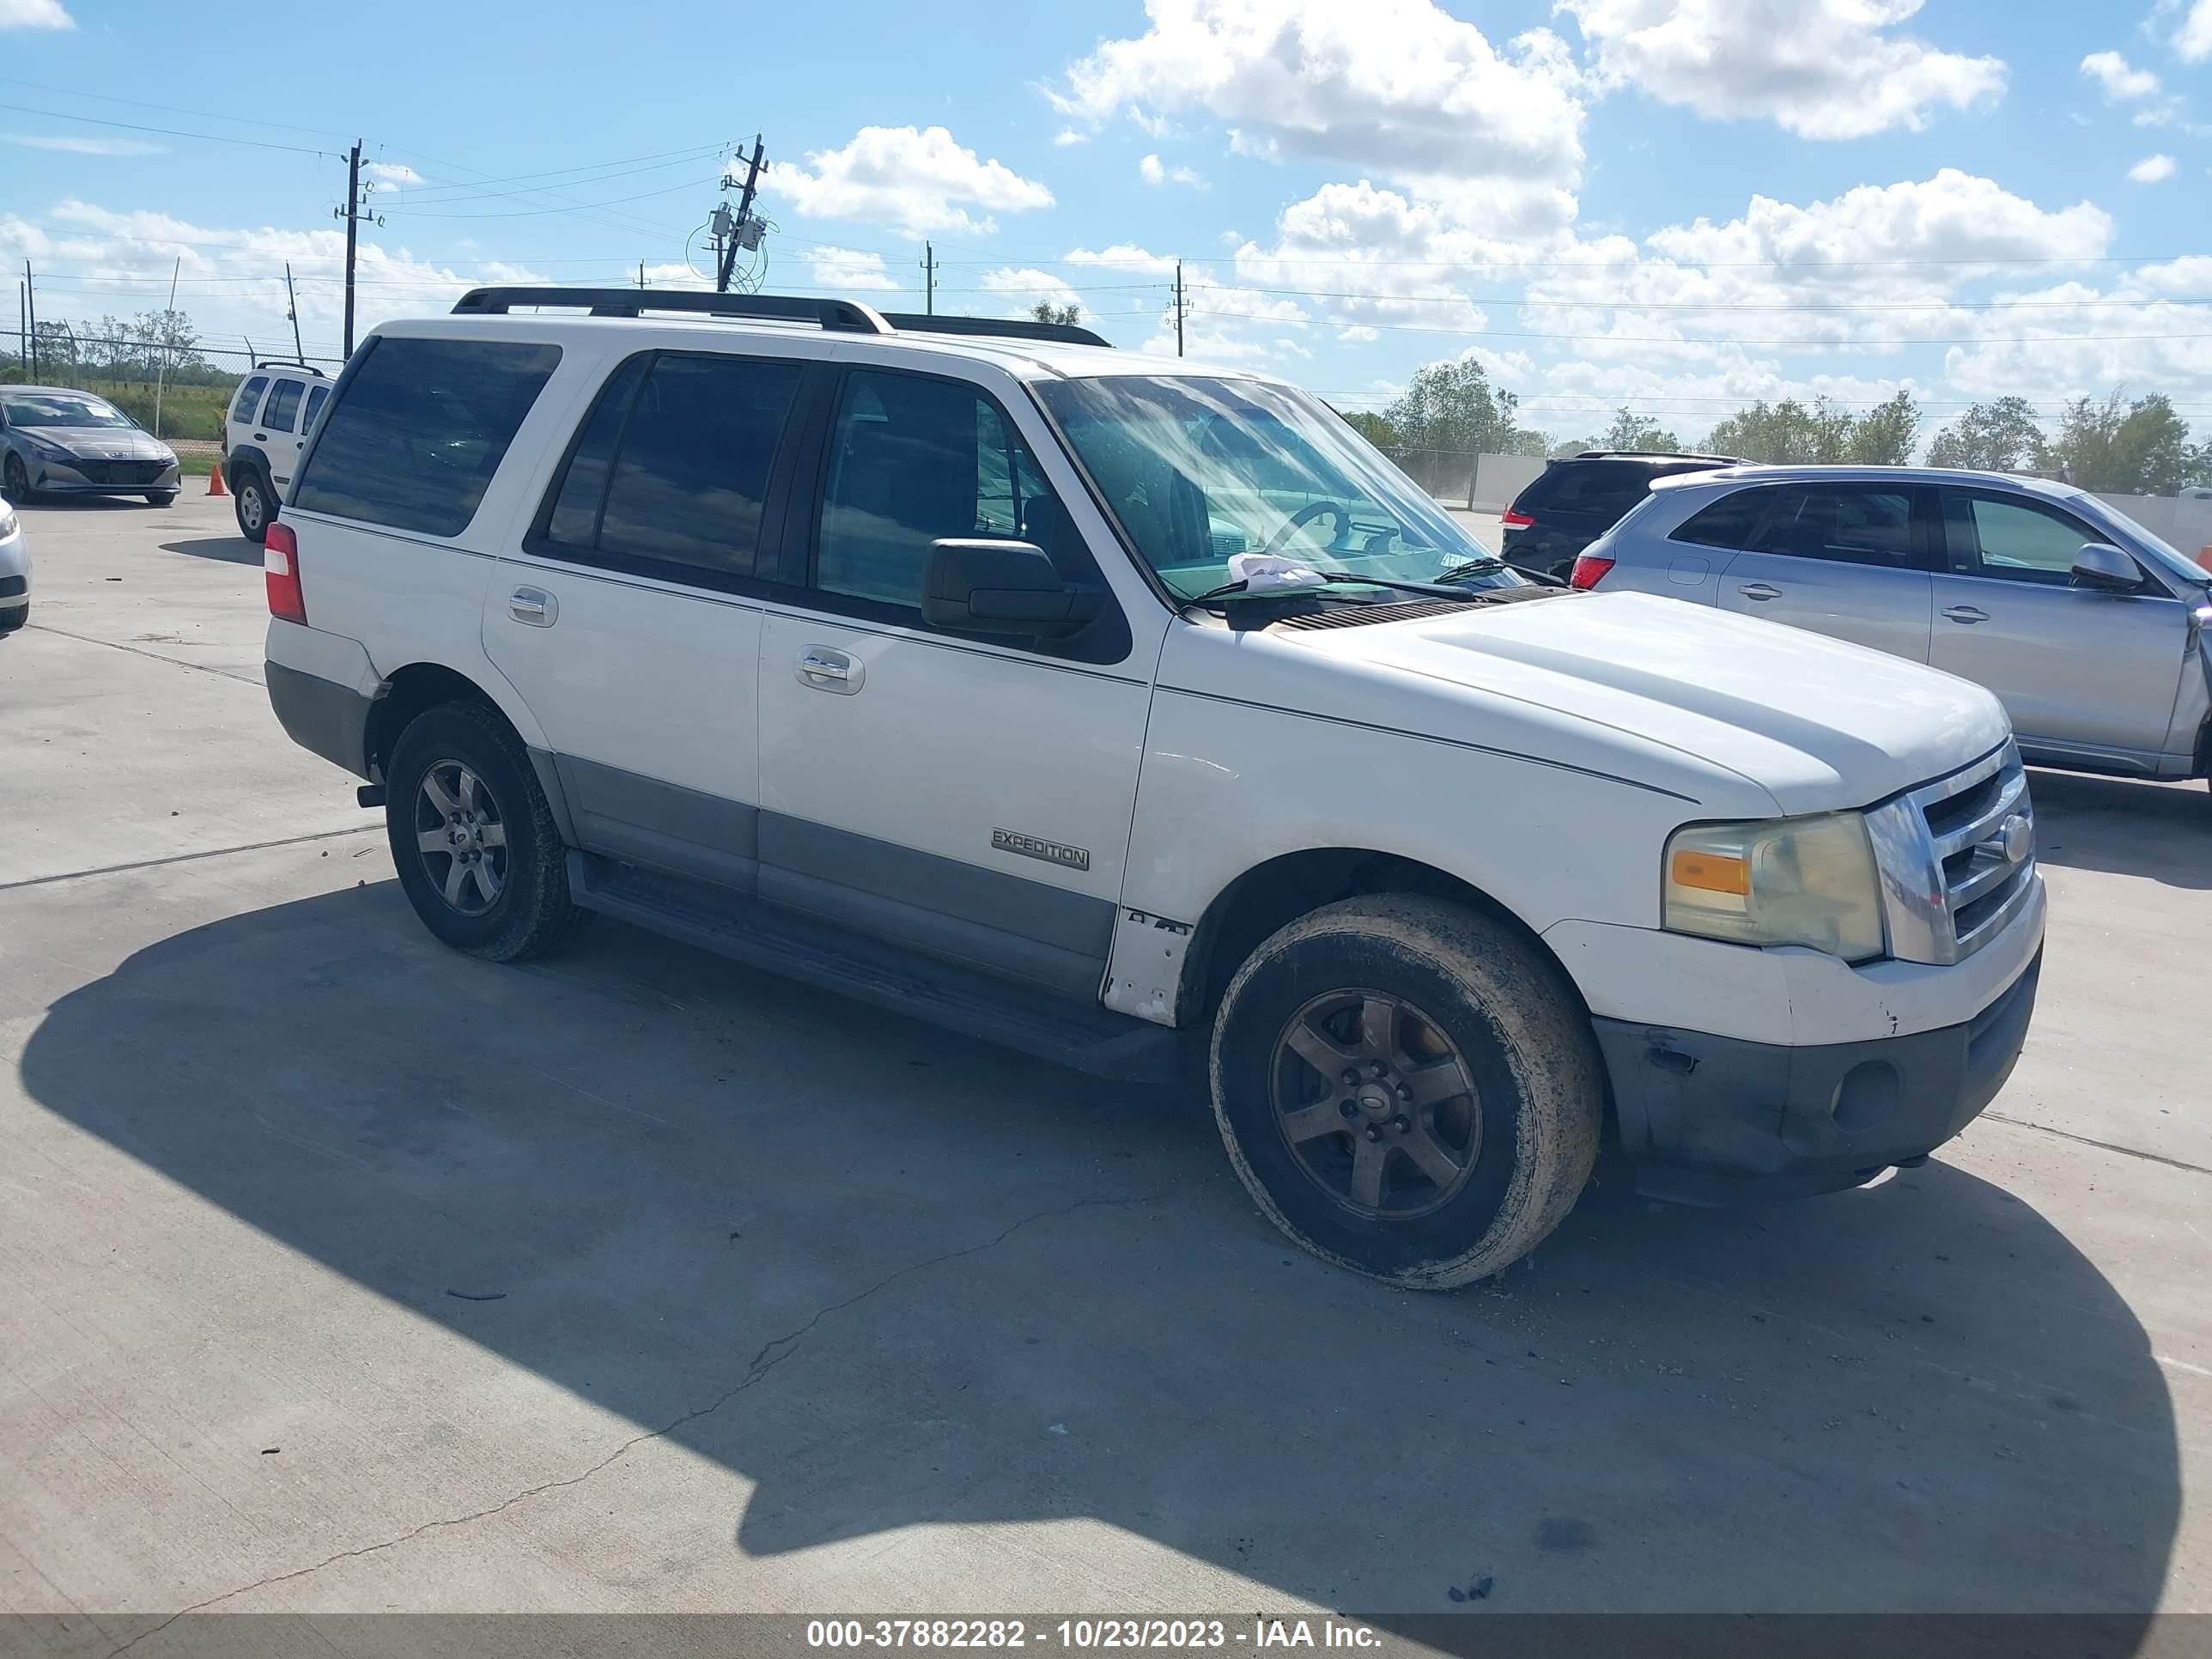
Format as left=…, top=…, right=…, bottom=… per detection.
left=1595, top=406, right=1683, bottom=453
left=2039, top=392, right=2192, bottom=494
left=1926, top=397, right=2042, bottom=472
left=1844, top=391, right=1922, bottom=466
left=1030, top=301, right=1082, bottom=326
left=1382, top=356, right=1524, bottom=457
left=1703, top=397, right=1856, bottom=464
left=1341, top=410, right=1397, bottom=449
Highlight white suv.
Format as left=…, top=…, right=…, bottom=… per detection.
left=261, top=288, right=2045, bottom=1288
left=224, top=362, right=331, bottom=544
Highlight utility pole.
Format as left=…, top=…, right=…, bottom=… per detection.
left=153, top=255, right=181, bottom=439
left=331, top=143, right=381, bottom=357
left=284, top=261, right=305, bottom=365
left=715, top=134, right=766, bottom=294
left=922, top=242, right=934, bottom=314
left=638, top=260, right=647, bottom=290
left=1174, top=259, right=1185, bottom=358
left=22, top=260, right=36, bottom=380
left=16, top=281, right=25, bottom=376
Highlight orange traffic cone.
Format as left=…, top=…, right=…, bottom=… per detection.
left=207, top=459, right=227, bottom=497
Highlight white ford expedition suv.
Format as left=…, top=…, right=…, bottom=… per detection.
left=263, top=288, right=2045, bottom=1288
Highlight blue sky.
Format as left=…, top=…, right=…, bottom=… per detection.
left=4, top=0, right=2210, bottom=450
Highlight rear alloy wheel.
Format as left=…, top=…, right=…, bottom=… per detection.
left=234, top=471, right=270, bottom=544
left=385, top=702, right=588, bottom=962
left=3, top=453, right=31, bottom=504
left=1210, top=894, right=1603, bottom=1289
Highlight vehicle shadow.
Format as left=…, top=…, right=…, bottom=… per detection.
left=2028, top=769, right=2209, bottom=889
left=16, top=882, right=2180, bottom=1626
left=158, top=534, right=263, bottom=567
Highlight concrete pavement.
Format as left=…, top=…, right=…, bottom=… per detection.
left=1, top=495, right=2206, bottom=1647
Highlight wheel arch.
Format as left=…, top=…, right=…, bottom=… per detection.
left=363, top=661, right=573, bottom=842
left=1176, top=847, right=1594, bottom=1036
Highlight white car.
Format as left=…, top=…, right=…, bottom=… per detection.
left=260, top=288, right=2045, bottom=1288
left=0, top=493, right=26, bottom=634
left=223, top=362, right=331, bottom=544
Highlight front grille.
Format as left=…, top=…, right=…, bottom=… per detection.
left=1867, top=743, right=2037, bottom=965
left=70, top=459, right=166, bottom=486
left=0, top=575, right=23, bottom=599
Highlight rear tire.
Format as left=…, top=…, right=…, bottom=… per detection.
left=145, top=491, right=177, bottom=507
left=233, top=467, right=271, bottom=544
left=1209, top=893, right=1602, bottom=1289
left=385, top=702, right=589, bottom=963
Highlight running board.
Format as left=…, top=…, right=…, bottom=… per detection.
left=567, top=854, right=1187, bottom=1084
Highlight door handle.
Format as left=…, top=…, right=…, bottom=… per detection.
left=797, top=646, right=862, bottom=694
left=1942, top=605, right=1990, bottom=624
left=1738, top=581, right=1783, bottom=601
left=508, top=586, right=556, bottom=627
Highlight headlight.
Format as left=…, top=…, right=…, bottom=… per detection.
left=22, top=434, right=75, bottom=460
left=1663, top=811, right=1885, bottom=962
left=0, top=502, right=16, bottom=538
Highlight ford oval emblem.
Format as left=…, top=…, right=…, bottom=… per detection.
left=1997, top=814, right=2032, bottom=864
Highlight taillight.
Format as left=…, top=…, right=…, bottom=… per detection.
left=1499, top=507, right=1534, bottom=529
left=1569, top=554, right=1614, bottom=590
left=264, top=521, right=307, bottom=623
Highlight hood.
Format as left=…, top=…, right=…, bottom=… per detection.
left=25, top=426, right=173, bottom=459
left=1202, top=592, right=2011, bottom=817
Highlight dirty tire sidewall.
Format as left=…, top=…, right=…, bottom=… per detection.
left=234, top=472, right=269, bottom=544
left=1210, top=894, right=1602, bottom=1290
left=385, top=702, right=584, bottom=963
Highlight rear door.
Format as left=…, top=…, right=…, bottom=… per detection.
left=480, top=347, right=816, bottom=891
left=257, top=376, right=309, bottom=492
left=1929, top=488, right=2191, bottom=766
left=1715, top=480, right=1936, bottom=662
left=1505, top=461, right=1654, bottom=575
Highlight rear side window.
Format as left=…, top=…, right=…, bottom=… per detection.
left=1673, top=487, right=1778, bottom=550
left=1750, top=484, right=1917, bottom=569
left=1517, top=461, right=1651, bottom=519
left=262, top=380, right=305, bottom=434
left=302, top=383, right=330, bottom=430
left=232, top=376, right=268, bottom=425
left=537, top=350, right=804, bottom=581
left=293, top=337, right=562, bottom=537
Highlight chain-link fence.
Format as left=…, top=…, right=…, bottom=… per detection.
left=3, top=329, right=343, bottom=446
left=1376, top=446, right=1551, bottom=512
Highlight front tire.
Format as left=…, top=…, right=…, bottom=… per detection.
left=3, top=453, right=32, bottom=504
left=1209, top=894, right=1602, bottom=1289
left=233, top=467, right=271, bottom=544
left=385, top=702, right=587, bottom=962
left=145, top=490, right=178, bottom=507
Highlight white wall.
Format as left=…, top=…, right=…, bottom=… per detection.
left=2094, top=491, right=2212, bottom=557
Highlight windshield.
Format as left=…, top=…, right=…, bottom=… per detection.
left=1032, top=375, right=1522, bottom=600
left=3, top=392, right=134, bottom=429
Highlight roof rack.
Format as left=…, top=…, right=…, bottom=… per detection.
left=1573, top=448, right=1745, bottom=465
left=253, top=361, right=328, bottom=375
left=447, top=287, right=1112, bottom=349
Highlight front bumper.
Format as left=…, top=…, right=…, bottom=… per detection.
left=1595, top=947, right=2041, bottom=1204
left=21, top=456, right=181, bottom=495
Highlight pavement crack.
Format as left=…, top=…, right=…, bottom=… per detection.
left=21, top=622, right=264, bottom=684
left=101, top=1177, right=1204, bottom=1656
left=1982, top=1110, right=2212, bottom=1177
left=0, top=827, right=379, bottom=895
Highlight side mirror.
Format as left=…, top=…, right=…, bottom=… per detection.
left=2072, top=542, right=2144, bottom=593
left=922, top=538, right=1102, bottom=637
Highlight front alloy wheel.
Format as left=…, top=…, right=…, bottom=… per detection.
left=412, top=759, right=508, bottom=916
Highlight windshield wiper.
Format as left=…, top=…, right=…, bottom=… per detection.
left=1437, top=556, right=1566, bottom=589
left=1182, top=571, right=1489, bottom=606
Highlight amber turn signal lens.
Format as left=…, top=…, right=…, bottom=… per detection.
left=1670, top=849, right=1749, bottom=896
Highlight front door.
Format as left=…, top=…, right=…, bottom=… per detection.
left=1929, top=489, right=2191, bottom=768
left=483, top=348, right=813, bottom=889
left=755, top=365, right=1149, bottom=1000
left=1716, top=480, right=1936, bottom=661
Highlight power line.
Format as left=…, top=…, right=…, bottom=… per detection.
left=1182, top=306, right=2212, bottom=346
left=0, top=100, right=332, bottom=155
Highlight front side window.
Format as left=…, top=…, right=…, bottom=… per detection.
left=816, top=371, right=1089, bottom=609
left=262, top=380, right=305, bottom=434
left=1944, top=493, right=2100, bottom=586
left=1030, top=374, right=1515, bottom=600
left=292, top=337, right=561, bottom=537
left=1748, top=484, right=1917, bottom=569
left=537, top=351, right=802, bottom=581
left=2, top=391, right=133, bottom=429
left=232, top=376, right=269, bottom=425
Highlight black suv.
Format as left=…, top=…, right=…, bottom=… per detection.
left=1501, top=450, right=1740, bottom=579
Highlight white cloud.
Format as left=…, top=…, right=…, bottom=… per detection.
left=978, top=267, right=1085, bottom=318
left=1065, top=243, right=1179, bottom=277
left=806, top=246, right=900, bottom=291
left=0, top=199, right=546, bottom=356
left=2178, top=0, right=2212, bottom=62
left=2128, top=153, right=2178, bottom=183
left=1050, top=128, right=1088, bottom=147
left=1054, top=0, right=1587, bottom=229
left=769, top=125, right=1052, bottom=239
left=361, top=161, right=427, bottom=188
left=3, top=133, right=165, bottom=155
left=0, top=0, right=72, bottom=27
left=1138, top=153, right=1207, bottom=190
left=1563, top=0, right=2006, bottom=139
left=2081, top=50, right=2160, bottom=101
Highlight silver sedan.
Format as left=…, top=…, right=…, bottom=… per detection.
left=0, top=494, right=27, bottom=635
left=0, top=386, right=181, bottom=507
